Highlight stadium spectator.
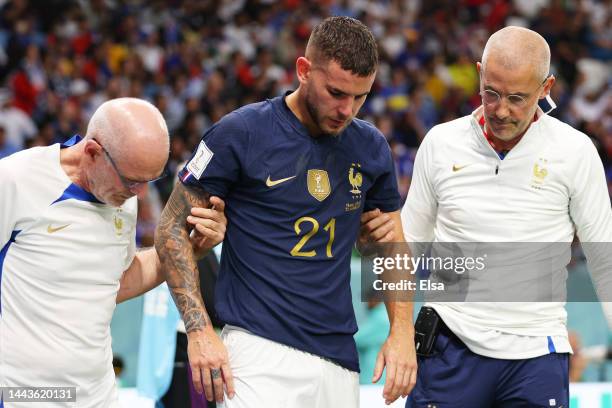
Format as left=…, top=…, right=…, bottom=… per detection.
left=0, top=124, right=18, bottom=159
left=0, top=1, right=607, bottom=197
left=0, top=88, right=37, bottom=149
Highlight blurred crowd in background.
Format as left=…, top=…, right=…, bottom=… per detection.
left=0, top=0, right=610, bottom=210
left=1, top=0, right=610, bottom=388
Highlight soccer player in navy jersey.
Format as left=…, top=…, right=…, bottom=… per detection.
left=156, top=16, right=416, bottom=407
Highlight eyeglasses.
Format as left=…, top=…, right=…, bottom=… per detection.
left=94, top=138, right=167, bottom=190
left=480, top=76, right=548, bottom=109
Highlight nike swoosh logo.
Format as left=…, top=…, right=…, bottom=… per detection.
left=47, top=223, right=71, bottom=234
left=266, top=175, right=296, bottom=187
left=452, top=164, right=471, bottom=172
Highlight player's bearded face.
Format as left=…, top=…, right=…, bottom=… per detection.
left=304, top=86, right=346, bottom=135
left=305, top=60, right=375, bottom=136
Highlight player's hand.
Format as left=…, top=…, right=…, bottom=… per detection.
left=359, top=208, right=395, bottom=244
left=357, top=209, right=396, bottom=256
left=187, top=327, right=235, bottom=402
left=372, top=328, right=417, bottom=405
left=188, top=196, right=227, bottom=259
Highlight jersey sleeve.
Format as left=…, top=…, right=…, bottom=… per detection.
left=569, top=139, right=612, bottom=243
left=364, top=135, right=400, bottom=213
left=178, top=111, right=250, bottom=197
left=401, top=129, right=438, bottom=243
left=569, top=139, right=612, bottom=309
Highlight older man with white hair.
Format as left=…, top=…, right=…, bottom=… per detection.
left=0, top=98, right=227, bottom=407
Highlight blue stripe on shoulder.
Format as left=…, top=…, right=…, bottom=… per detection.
left=0, top=230, right=21, bottom=315
left=52, top=183, right=102, bottom=205
left=61, top=135, right=82, bottom=148
left=547, top=336, right=556, bottom=353
left=55, top=136, right=101, bottom=204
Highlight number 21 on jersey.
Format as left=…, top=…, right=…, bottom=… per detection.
left=290, top=217, right=336, bottom=258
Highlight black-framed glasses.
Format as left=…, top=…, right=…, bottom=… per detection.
left=480, top=76, right=548, bottom=109
left=94, top=138, right=167, bottom=190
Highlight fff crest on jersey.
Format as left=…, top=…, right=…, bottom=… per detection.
left=307, top=169, right=331, bottom=201
left=533, top=164, right=548, bottom=181
left=349, top=163, right=362, bottom=195
left=113, top=210, right=124, bottom=236
left=531, top=158, right=548, bottom=189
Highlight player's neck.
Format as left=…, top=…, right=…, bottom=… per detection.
left=60, top=144, right=91, bottom=191
left=285, top=89, right=322, bottom=137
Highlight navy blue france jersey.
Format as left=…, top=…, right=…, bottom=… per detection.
left=179, top=94, right=400, bottom=371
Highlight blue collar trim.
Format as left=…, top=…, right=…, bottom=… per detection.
left=61, top=135, right=82, bottom=148
left=52, top=183, right=103, bottom=205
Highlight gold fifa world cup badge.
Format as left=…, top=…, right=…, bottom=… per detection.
left=307, top=169, right=331, bottom=201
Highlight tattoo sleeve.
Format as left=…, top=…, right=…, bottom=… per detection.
left=155, top=182, right=211, bottom=333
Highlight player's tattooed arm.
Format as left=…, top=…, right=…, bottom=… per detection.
left=155, top=182, right=211, bottom=332
left=157, top=182, right=235, bottom=402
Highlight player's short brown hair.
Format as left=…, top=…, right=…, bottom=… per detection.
left=306, top=16, right=378, bottom=77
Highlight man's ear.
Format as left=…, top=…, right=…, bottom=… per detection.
left=83, top=139, right=103, bottom=160
left=296, top=56, right=312, bottom=85
left=541, top=75, right=556, bottom=99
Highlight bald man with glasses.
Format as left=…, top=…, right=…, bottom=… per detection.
left=480, top=76, right=551, bottom=111
left=362, top=26, right=612, bottom=407
left=95, top=138, right=168, bottom=191
left=0, top=98, right=227, bottom=408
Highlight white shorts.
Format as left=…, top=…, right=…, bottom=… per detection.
left=219, top=326, right=359, bottom=408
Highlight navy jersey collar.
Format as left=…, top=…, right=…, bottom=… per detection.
left=274, top=92, right=310, bottom=138
left=275, top=92, right=345, bottom=142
